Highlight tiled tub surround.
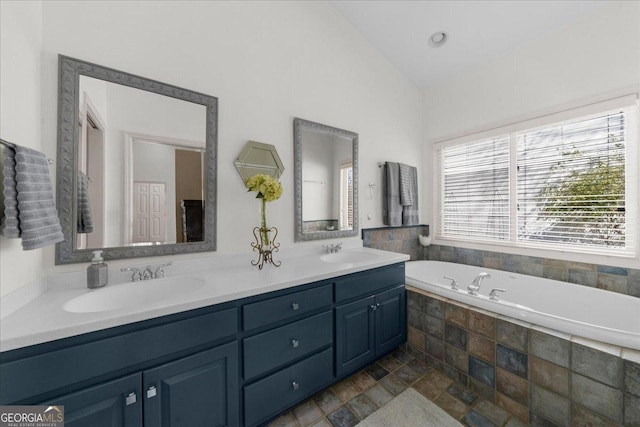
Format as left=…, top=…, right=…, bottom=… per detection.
left=405, top=288, right=640, bottom=426
left=362, top=225, right=429, bottom=261
left=405, top=261, right=640, bottom=350
left=426, top=244, right=640, bottom=298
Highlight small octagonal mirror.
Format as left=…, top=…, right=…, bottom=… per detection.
left=234, top=141, right=284, bottom=186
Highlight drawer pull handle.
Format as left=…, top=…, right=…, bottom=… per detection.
left=291, top=339, right=300, bottom=348
left=146, top=386, right=157, bottom=399
left=291, top=302, right=299, bottom=311
left=125, top=392, right=137, bottom=406
left=292, top=381, right=299, bottom=391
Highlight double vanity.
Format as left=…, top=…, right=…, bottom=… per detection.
left=0, top=247, right=408, bottom=427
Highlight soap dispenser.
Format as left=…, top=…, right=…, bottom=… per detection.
left=87, top=250, right=108, bottom=289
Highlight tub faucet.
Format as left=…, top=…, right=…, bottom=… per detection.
left=468, top=272, right=491, bottom=295
left=489, top=288, right=506, bottom=301
left=142, top=266, right=154, bottom=280
left=443, top=276, right=459, bottom=291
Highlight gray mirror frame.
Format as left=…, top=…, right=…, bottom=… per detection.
left=293, top=118, right=359, bottom=241
left=55, top=55, right=218, bottom=264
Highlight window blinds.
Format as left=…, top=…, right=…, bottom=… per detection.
left=439, top=136, right=510, bottom=242
left=434, top=95, right=638, bottom=256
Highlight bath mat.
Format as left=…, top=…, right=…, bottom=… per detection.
left=358, top=387, right=463, bottom=427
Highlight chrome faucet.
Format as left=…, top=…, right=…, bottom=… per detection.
left=468, top=272, right=491, bottom=295
left=121, top=262, right=173, bottom=282
left=489, top=288, right=507, bottom=301
left=322, top=243, right=343, bottom=254
left=121, top=267, right=142, bottom=282
left=443, top=276, right=459, bottom=291
left=154, top=262, right=173, bottom=278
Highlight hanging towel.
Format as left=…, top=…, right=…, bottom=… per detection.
left=402, top=165, right=419, bottom=226
left=1, top=145, right=64, bottom=250
left=383, top=162, right=403, bottom=226
left=77, top=171, right=94, bottom=233
left=1, top=145, right=20, bottom=238
left=399, top=163, right=414, bottom=206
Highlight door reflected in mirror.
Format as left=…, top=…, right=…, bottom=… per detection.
left=75, top=76, right=206, bottom=250
left=294, top=118, right=358, bottom=241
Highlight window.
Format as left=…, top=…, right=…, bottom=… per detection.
left=434, top=95, right=639, bottom=257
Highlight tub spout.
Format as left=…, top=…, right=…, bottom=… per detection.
left=468, top=272, right=491, bottom=295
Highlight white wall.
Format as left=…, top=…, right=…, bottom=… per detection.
left=0, top=1, right=45, bottom=297
left=35, top=1, right=422, bottom=277
left=423, top=2, right=640, bottom=266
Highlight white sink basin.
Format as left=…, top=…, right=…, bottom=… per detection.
left=320, top=251, right=380, bottom=264
left=63, top=277, right=205, bottom=313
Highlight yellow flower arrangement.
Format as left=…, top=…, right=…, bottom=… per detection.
left=246, top=174, right=283, bottom=251
left=246, top=174, right=283, bottom=202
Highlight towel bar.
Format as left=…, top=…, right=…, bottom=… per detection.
left=1, top=138, right=54, bottom=165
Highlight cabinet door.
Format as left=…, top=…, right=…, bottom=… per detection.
left=143, top=342, right=239, bottom=427
left=42, top=373, right=142, bottom=427
left=375, top=286, right=406, bottom=356
left=335, top=296, right=375, bottom=377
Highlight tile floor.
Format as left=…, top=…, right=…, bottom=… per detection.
left=268, top=348, right=526, bottom=427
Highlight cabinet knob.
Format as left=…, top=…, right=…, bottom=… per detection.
left=146, top=385, right=157, bottom=398
left=370, top=304, right=377, bottom=311
left=292, top=381, right=299, bottom=391
left=125, top=392, right=137, bottom=406
left=291, top=302, right=299, bottom=311
left=291, top=339, right=300, bottom=348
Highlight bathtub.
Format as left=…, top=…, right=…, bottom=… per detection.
left=405, top=260, right=640, bottom=351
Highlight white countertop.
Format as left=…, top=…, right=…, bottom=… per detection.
left=0, top=245, right=408, bottom=352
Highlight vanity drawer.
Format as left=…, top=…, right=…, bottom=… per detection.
left=244, top=348, right=333, bottom=427
left=243, top=311, right=332, bottom=381
left=335, top=263, right=405, bottom=302
left=243, top=283, right=332, bottom=331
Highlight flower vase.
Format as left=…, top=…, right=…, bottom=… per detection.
left=251, top=198, right=281, bottom=269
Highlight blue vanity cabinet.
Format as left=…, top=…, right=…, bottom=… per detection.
left=41, top=342, right=238, bottom=427
left=241, top=284, right=334, bottom=427
left=335, top=264, right=406, bottom=377
left=41, top=373, right=142, bottom=427
left=1, top=261, right=407, bottom=427
left=143, top=341, right=238, bottom=427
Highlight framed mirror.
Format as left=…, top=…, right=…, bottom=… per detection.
left=234, top=141, right=284, bottom=184
left=55, top=55, right=217, bottom=264
left=294, top=118, right=358, bottom=241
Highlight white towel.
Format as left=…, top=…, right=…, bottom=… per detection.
left=1, top=144, right=64, bottom=250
